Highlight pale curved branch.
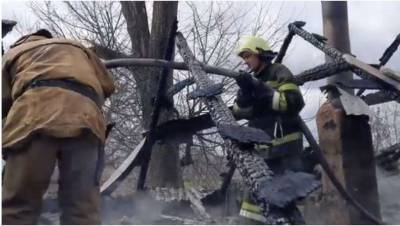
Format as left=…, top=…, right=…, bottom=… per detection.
left=104, top=58, right=239, bottom=78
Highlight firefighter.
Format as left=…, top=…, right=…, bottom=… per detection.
left=2, top=29, right=115, bottom=224
left=232, top=36, right=306, bottom=224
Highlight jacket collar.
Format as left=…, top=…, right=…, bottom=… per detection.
left=10, top=35, right=48, bottom=49
left=254, top=62, right=271, bottom=78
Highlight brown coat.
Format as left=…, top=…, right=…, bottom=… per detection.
left=2, top=34, right=115, bottom=149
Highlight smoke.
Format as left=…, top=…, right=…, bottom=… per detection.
left=376, top=166, right=400, bottom=224
left=101, top=192, right=168, bottom=224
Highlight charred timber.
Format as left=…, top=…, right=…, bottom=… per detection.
left=293, top=61, right=351, bottom=85
left=288, top=21, right=344, bottom=60
left=275, top=21, right=305, bottom=64
left=379, top=34, right=400, bottom=67
left=288, top=21, right=400, bottom=103
left=362, top=91, right=398, bottom=106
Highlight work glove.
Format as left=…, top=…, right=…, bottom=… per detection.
left=252, top=79, right=275, bottom=104
left=235, top=89, right=254, bottom=108
left=250, top=79, right=276, bottom=115
left=235, top=70, right=255, bottom=93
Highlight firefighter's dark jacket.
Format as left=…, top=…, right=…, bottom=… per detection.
left=2, top=34, right=115, bottom=150
left=233, top=63, right=305, bottom=157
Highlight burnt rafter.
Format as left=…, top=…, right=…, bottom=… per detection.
left=275, top=21, right=305, bottom=64
left=362, top=91, right=391, bottom=106
left=379, top=34, right=400, bottom=67
left=288, top=21, right=400, bottom=102
left=293, top=61, right=352, bottom=85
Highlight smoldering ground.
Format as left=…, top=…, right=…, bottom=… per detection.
left=36, top=167, right=400, bottom=225
left=40, top=191, right=210, bottom=225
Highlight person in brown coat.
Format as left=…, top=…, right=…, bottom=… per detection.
left=2, top=29, right=115, bottom=225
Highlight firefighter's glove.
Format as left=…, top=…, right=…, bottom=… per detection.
left=235, top=89, right=254, bottom=108
left=237, top=141, right=255, bottom=151
left=235, top=70, right=255, bottom=93
left=253, top=79, right=275, bottom=105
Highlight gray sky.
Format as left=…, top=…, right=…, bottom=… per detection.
left=3, top=1, right=399, bottom=71
left=2, top=1, right=400, bottom=132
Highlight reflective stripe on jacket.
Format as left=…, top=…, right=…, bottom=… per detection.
left=239, top=192, right=267, bottom=223
left=239, top=206, right=267, bottom=223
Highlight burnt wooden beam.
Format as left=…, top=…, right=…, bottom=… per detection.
left=362, top=91, right=397, bottom=106
left=153, top=112, right=215, bottom=143
left=275, top=21, right=305, bottom=64
left=294, top=61, right=352, bottom=85
left=289, top=21, right=400, bottom=102
left=379, top=34, right=400, bottom=67
left=335, top=79, right=381, bottom=90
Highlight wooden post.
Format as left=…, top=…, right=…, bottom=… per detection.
left=316, top=2, right=381, bottom=224
left=316, top=98, right=352, bottom=224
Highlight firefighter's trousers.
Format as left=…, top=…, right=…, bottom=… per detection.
left=2, top=131, right=104, bottom=225
left=239, top=152, right=306, bottom=224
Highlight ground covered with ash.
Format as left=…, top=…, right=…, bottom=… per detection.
left=39, top=165, right=400, bottom=224
left=39, top=190, right=241, bottom=225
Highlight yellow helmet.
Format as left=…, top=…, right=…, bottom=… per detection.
left=235, top=35, right=271, bottom=56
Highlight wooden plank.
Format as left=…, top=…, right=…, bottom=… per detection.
left=343, top=54, right=400, bottom=91
left=100, top=138, right=146, bottom=195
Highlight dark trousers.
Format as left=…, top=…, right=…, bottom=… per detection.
left=2, top=131, right=104, bottom=225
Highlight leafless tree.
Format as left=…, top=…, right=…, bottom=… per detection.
left=29, top=1, right=182, bottom=189
left=27, top=1, right=291, bottom=192
left=371, top=102, right=400, bottom=152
